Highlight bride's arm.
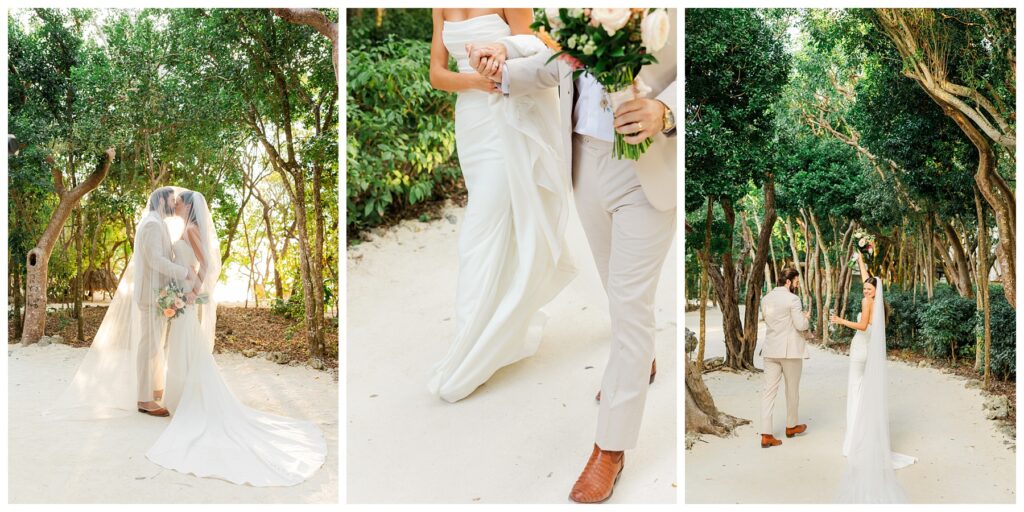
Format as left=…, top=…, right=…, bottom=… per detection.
left=831, top=298, right=873, bottom=332
left=429, top=9, right=500, bottom=94
left=185, top=225, right=206, bottom=293
left=855, top=249, right=870, bottom=281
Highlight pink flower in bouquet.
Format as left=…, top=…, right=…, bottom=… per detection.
left=591, top=8, right=632, bottom=35
left=163, top=308, right=176, bottom=318
left=559, top=53, right=584, bottom=70
left=173, top=298, right=184, bottom=309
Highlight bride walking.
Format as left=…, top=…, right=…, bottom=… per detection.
left=829, top=251, right=916, bottom=502
left=426, top=8, right=576, bottom=402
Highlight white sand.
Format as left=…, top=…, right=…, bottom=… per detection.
left=684, top=307, right=1015, bottom=504
left=346, top=204, right=677, bottom=504
left=8, top=342, right=338, bottom=503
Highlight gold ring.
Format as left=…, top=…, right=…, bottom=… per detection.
left=637, top=122, right=643, bottom=131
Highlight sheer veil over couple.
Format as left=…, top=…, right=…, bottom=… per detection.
left=426, top=8, right=676, bottom=503
left=49, top=186, right=326, bottom=487
left=760, top=252, right=917, bottom=503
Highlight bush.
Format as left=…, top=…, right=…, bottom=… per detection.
left=347, top=8, right=433, bottom=47
left=885, top=289, right=925, bottom=349
left=919, top=293, right=977, bottom=360
left=271, top=294, right=306, bottom=321
left=346, top=37, right=461, bottom=233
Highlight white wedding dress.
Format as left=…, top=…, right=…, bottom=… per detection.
left=428, top=14, right=576, bottom=402
left=837, top=281, right=916, bottom=502
left=146, top=240, right=326, bottom=486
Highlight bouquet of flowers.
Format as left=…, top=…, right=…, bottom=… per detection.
left=849, top=229, right=876, bottom=265
left=531, top=8, right=671, bottom=160
left=157, top=281, right=209, bottom=320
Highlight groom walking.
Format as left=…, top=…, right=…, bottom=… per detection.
left=469, top=9, right=676, bottom=502
left=759, top=267, right=811, bottom=448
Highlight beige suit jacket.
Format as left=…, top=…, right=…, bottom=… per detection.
left=132, top=212, right=189, bottom=307
left=760, top=286, right=810, bottom=359
left=501, top=9, right=677, bottom=211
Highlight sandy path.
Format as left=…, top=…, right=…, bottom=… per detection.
left=346, top=204, right=677, bottom=504
left=684, top=307, right=1015, bottom=504
left=8, top=343, right=338, bottom=503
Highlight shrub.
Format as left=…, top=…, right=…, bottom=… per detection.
left=347, top=8, right=434, bottom=47
left=885, top=289, right=925, bottom=349
left=346, top=37, right=461, bottom=233
left=271, top=294, right=306, bottom=321
left=919, top=293, right=977, bottom=360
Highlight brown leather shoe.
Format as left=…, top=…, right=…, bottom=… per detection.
left=761, top=434, right=782, bottom=448
left=569, top=444, right=625, bottom=503
left=596, top=360, right=657, bottom=403
left=785, top=424, right=807, bottom=438
left=138, top=406, right=170, bottom=417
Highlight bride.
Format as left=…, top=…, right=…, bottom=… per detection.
left=426, top=8, right=576, bottom=402
left=52, top=187, right=325, bottom=486
left=829, top=251, right=916, bottom=502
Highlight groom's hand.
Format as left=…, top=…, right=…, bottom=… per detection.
left=614, top=99, right=667, bottom=144
left=467, top=43, right=507, bottom=82
left=185, top=292, right=197, bottom=305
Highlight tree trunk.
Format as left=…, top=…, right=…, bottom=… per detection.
left=74, top=208, right=84, bottom=342
left=974, top=187, right=992, bottom=387
left=685, top=358, right=749, bottom=437
left=741, top=178, right=778, bottom=365
left=696, top=197, right=713, bottom=373
left=22, top=149, right=114, bottom=345
left=810, top=213, right=833, bottom=346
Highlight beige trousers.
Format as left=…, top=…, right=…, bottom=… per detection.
left=137, top=304, right=167, bottom=402
left=761, top=357, right=803, bottom=434
left=572, top=134, right=675, bottom=451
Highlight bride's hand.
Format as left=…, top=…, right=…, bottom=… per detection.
left=467, top=43, right=506, bottom=82
left=470, top=73, right=500, bottom=94
left=829, top=314, right=842, bottom=325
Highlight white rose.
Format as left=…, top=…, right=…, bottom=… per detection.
left=591, top=8, right=632, bottom=36
left=545, top=8, right=563, bottom=30
left=568, top=8, right=584, bottom=19
left=641, top=8, right=670, bottom=52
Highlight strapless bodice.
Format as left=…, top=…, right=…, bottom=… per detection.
left=172, top=239, right=197, bottom=269
left=442, top=13, right=511, bottom=73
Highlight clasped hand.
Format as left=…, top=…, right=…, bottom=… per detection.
left=466, top=43, right=666, bottom=141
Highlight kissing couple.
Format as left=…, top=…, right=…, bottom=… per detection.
left=51, top=186, right=326, bottom=486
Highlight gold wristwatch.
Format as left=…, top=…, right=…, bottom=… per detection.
left=660, top=102, right=676, bottom=133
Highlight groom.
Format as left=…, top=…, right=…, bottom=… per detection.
left=470, top=10, right=677, bottom=503
left=759, top=267, right=811, bottom=448
left=134, top=188, right=196, bottom=417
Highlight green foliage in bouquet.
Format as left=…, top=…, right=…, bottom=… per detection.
left=531, top=8, right=669, bottom=159
left=531, top=8, right=660, bottom=90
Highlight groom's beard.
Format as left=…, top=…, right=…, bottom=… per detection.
left=164, top=201, right=175, bottom=216
left=789, top=284, right=799, bottom=294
